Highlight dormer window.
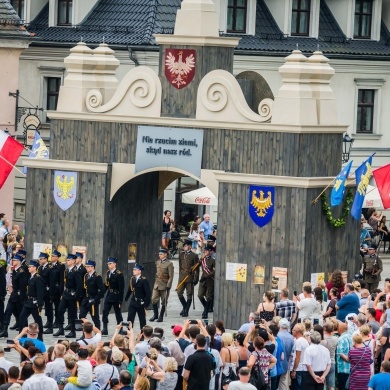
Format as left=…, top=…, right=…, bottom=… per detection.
left=291, top=0, right=311, bottom=36
left=227, top=0, right=247, bottom=33
left=354, top=0, right=373, bottom=39
left=58, top=0, right=73, bottom=26
left=11, top=0, right=25, bottom=20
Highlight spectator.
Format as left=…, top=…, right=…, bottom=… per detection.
left=18, top=363, right=33, bottom=386
left=93, top=346, right=119, bottom=388
left=15, top=324, right=47, bottom=357
left=275, top=288, right=297, bottom=323
left=302, top=331, right=331, bottom=390
left=139, top=338, right=165, bottom=370
left=215, top=320, right=225, bottom=340
left=336, top=284, right=360, bottom=321
left=45, top=344, right=66, bottom=379
left=159, top=357, right=178, bottom=390
left=207, top=324, right=222, bottom=352
left=118, top=370, right=132, bottom=390
left=352, top=281, right=362, bottom=299
left=294, top=285, right=318, bottom=320
left=0, top=367, right=19, bottom=390
left=135, top=325, right=153, bottom=362
left=0, top=347, right=13, bottom=373
left=321, top=322, right=338, bottom=390
left=323, top=288, right=338, bottom=319
left=268, top=323, right=284, bottom=390
left=290, top=323, right=309, bottom=390
left=55, top=356, right=76, bottom=390
left=247, top=336, right=276, bottom=388
left=234, top=333, right=250, bottom=370
left=0, top=371, right=6, bottom=386
left=360, top=289, right=371, bottom=307
left=277, top=318, right=294, bottom=390
left=326, top=270, right=345, bottom=300
left=257, top=291, right=276, bottom=323
left=227, top=366, right=256, bottom=390
left=77, top=320, right=102, bottom=347
left=238, top=313, right=255, bottom=333
left=183, top=334, right=214, bottom=390
left=313, top=287, right=327, bottom=316
left=167, top=324, right=185, bottom=389
left=21, top=357, right=57, bottom=390
left=220, top=333, right=239, bottom=384
left=368, top=360, right=390, bottom=389
left=133, top=377, right=150, bottom=390
left=199, top=214, right=213, bottom=239
left=67, top=348, right=92, bottom=388
left=366, top=308, right=380, bottom=334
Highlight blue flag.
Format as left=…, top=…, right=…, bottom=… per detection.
left=331, top=161, right=352, bottom=207
left=23, top=131, right=49, bottom=173
left=351, top=154, right=374, bottom=220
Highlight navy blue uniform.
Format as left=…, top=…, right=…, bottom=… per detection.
left=50, top=261, right=65, bottom=324
left=102, top=269, right=124, bottom=326
left=38, top=263, right=53, bottom=325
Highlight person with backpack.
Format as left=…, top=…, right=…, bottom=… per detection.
left=167, top=325, right=185, bottom=390
left=227, top=366, right=257, bottom=389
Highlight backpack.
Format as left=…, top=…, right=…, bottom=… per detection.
left=207, top=348, right=217, bottom=371
left=249, top=351, right=267, bottom=390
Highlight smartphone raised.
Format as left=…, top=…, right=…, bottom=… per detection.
left=189, top=320, right=198, bottom=325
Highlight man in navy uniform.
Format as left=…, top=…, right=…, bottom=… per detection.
left=125, top=264, right=151, bottom=330
left=16, top=249, right=28, bottom=272
left=79, top=260, right=105, bottom=329
left=53, top=254, right=83, bottom=338
left=49, top=250, right=65, bottom=329
left=0, top=258, right=7, bottom=333
left=37, top=252, right=53, bottom=334
left=102, top=257, right=124, bottom=335
left=0, top=254, right=28, bottom=337
left=19, top=260, right=45, bottom=340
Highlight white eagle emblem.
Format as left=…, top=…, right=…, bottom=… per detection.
left=165, top=50, right=196, bottom=89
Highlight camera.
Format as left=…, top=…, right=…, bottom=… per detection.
left=103, top=342, right=110, bottom=347
left=146, top=352, right=151, bottom=358
left=347, top=316, right=354, bottom=321
left=122, top=321, right=129, bottom=327
left=380, top=295, right=387, bottom=302
left=297, top=318, right=302, bottom=323
left=293, top=291, right=298, bottom=296
left=254, top=318, right=261, bottom=329
left=313, top=319, right=319, bottom=325
left=189, top=320, right=198, bottom=325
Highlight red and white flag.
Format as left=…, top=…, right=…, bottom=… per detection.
left=0, top=130, right=24, bottom=189
left=373, top=163, right=390, bottom=209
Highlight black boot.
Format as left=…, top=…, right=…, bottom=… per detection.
left=156, top=306, right=165, bottom=322
left=202, top=301, right=211, bottom=319
left=64, top=324, right=71, bottom=331
left=9, top=322, right=19, bottom=330
left=0, top=327, right=8, bottom=338
left=149, top=305, right=159, bottom=322
left=53, top=326, right=64, bottom=337
left=182, top=299, right=192, bottom=317
left=209, top=300, right=214, bottom=313
left=199, top=297, right=206, bottom=309
left=43, top=321, right=49, bottom=328
left=65, top=330, right=76, bottom=338
left=179, top=297, right=187, bottom=316
left=43, top=327, right=53, bottom=334
left=52, top=322, right=59, bottom=329
left=101, top=325, right=108, bottom=336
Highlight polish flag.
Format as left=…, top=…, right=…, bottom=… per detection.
left=0, top=130, right=24, bottom=189
left=373, top=164, right=390, bottom=210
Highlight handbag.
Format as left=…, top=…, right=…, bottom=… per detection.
left=249, top=351, right=267, bottom=390
left=221, top=348, right=238, bottom=383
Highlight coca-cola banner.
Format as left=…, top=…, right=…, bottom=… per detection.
left=182, top=187, right=217, bottom=206
left=135, top=125, right=204, bottom=177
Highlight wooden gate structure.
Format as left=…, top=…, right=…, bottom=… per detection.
left=23, top=0, right=359, bottom=329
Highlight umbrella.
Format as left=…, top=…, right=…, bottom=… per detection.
left=182, top=187, right=218, bottom=206
left=363, top=185, right=383, bottom=209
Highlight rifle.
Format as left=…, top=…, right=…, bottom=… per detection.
left=175, top=261, right=201, bottom=291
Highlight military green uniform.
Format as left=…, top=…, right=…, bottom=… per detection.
left=198, top=254, right=215, bottom=318
left=363, top=253, right=383, bottom=291
left=150, top=257, right=174, bottom=322
left=177, top=250, right=199, bottom=316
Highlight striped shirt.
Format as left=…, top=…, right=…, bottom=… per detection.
left=275, top=299, right=296, bottom=321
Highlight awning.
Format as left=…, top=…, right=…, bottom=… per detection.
left=363, top=185, right=383, bottom=209
left=182, top=187, right=218, bottom=206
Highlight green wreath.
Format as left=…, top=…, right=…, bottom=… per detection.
left=320, top=188, right=353, bottom=228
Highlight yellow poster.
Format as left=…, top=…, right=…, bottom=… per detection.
left=226, top=262, right=247, bottom=282
left=253, top=265, right=265, bottom=285
left=57, top=244, right=68, bottom=263
left=128, top=243, right=137, bottom=263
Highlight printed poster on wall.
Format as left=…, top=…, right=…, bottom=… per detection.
left=253, top=265, right=265, bottom=285
left=72, top=246, right=87, bottom=264
left=57, top=244, right=68, bottom=263
left=342, top=271, right=348, bottom=284
left=310, top=272, right=325, bottom=287
left=128, top=243, right=137, bottom=263
left=33, top=243, right=52, bottom=260
left=271, top=267, right=288, bottom=292
left=226, top=262, right=247, bottom=282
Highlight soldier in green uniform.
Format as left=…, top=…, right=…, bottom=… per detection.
left=363, top=244, right=383, bottom=292
left=198, top=244, right=215, bottom=319
left=176, top=240, right=199, bottom=317
left=150, top=248, right=174, bottom=323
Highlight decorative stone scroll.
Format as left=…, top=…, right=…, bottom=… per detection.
left=196, top=69, right=273, bottom=123
left=86, top=66, right=162, bottom=117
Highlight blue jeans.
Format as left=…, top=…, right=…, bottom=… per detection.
left=290, top=371, right=304, bottom=390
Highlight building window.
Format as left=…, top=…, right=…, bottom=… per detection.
left=227, top=0, right=247, bottom=33
left=46, top=77, right=61, bottom=120
left=58, top=0, right=73, bottom=25
left=356, top=89, right=375, bottom=133
left=354, top=0, right=373, bottom=38
left=11, top=0, right=25, bottom=20
left=291, top=0, right=311, bottom=36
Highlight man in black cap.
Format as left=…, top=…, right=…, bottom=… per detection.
left=79, top=260, right=105, bottom=329
left=53, top=254, right=83, bottom=338
left=150, top=248, right=174, bottom=323
left=16, top=249, right=28, bottom=272
left=0, top=254, right=28, bottom=337
left=49, top=250, right=65, bottom=329
left=19, top=260, right=45, bottom=339
left=37, top=252, right=53, bottom=334
left=198, top=245, right=215, bottom=319
left=177, top=240, right=199, bottom=317
left=363, top=243, right=383, bottom=291
left=125, top=263, right=151, bottom=329
left=102, top=257, right=125, bottom=335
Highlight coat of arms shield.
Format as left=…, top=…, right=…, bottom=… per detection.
left=53, top=170, right=77, bottom=211
left=248, top=185, right=275, bottom=227
left=165, top=48, right=196, bottom=89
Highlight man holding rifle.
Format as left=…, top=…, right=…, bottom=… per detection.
left=176, top=239, right=199, bottom=317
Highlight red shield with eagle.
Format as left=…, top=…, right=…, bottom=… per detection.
left=165, top=49, right=196, bottom=89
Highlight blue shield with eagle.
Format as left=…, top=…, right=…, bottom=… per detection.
left=248, top=185, right=275, bottom=227
left=53, top=170, right=78, bottom=211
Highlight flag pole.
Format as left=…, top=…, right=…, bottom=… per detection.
left=311, top=177, right=337, bottom=204
left=0, top=155, right=26, bottom=176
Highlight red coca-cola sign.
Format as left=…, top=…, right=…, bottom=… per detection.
left=195, top=197, right=211, bottom=204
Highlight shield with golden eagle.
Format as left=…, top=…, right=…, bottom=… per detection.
left=248, top=185, right=275, bottom=227
left=165, top=48, right=196, bottom=89
left=53, top=170, right=78, bottom=211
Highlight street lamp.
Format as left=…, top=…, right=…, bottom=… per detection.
left=342, top=132, right=354, bottom=163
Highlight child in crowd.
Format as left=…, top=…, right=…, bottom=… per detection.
left=68, top=348, right=93, bottom=387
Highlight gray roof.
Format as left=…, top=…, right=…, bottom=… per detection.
left=0, top=0, right=30, bottom=38
left=27, top=0, right=390, bottom=59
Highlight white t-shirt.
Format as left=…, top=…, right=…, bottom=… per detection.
left=297, top=298, right=319, bottom=319
left=77, top=333, right=102, bottom=347
left=75, top=359, right=92, bottom=387
left=302, top=344, right=331, bottom=372
left=228, top=382, right=257, bottom=390
left=295, top=337, right=309, bottom=372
